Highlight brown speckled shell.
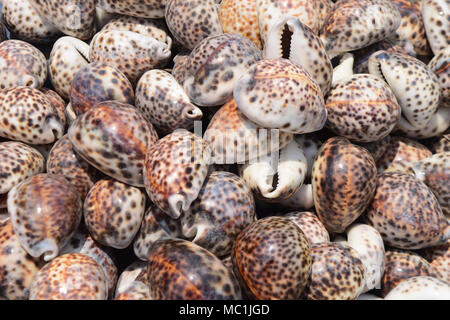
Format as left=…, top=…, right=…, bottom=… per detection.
left=114, top=281, right=152, bottom=300
left=365, top=171, right=449, bottom=250
left=431, top=134, right=450, bottom=153
left=285, top=211, right=330, bottom=245
left=7, top=174, right=82, bottom=261
left=0, top=40, right=47, bottom=90
left=84, top=179, right=146, bottom=249
left=68, top=101, right=159, bottom=187
left=143, top=129, right=211, bottom=219
left=384, top=276, right=450, bottom=299
left=181, top=171, right=256, bottom=257
left=422, top=0, right=449, bottom=55
left=380, top=249, right=436, bottom=297
left=232, top=216, right=312, bottom=300
left=147, top=239, right=242, bottom=299
left=420, top=241, right=450, bottom=284
left=70, top=62, right=135, bottom=116
left=304, top=242, right=365, bottom=300
left=29, top=253, right=108, bottom=300
left=0, top=220, right=41, bottom=300
left=312, top=137, right=377, bottom=233
left=165, top=0, right=223, bottom=50
left=429, top=47, right=450, bottom=109
left=0, top=141, right=45, bottom=195
left=97, top=0, right=165, bottom=18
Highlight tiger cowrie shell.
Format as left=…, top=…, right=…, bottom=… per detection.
left=384, top=276, right=450, bottom=300
left=285, top=211, right=330, bottom=245
left=96, top=0, right=166, bottom=19
left=422, top=0, right=449, bottom=55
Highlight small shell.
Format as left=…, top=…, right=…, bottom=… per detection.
left=421, top=241, right=450, bottom=284
left=143, top=130, right=211, bottom=219
left=0, top=220, right=41, bottom=300
left=304, top=242, right=365, bottom=300
left=0, top=141, right=45, bottom=194
left=133, top=206, right=183, bottom=261
left=60, top=230, right=118, bottom=297
left=49, top=36, right=90, bottom=100
left=312, top=137, right=377, bottom=233
left=204, top=99, right=293, bottom=164
left=47, top=135, right=98, bottom=201
left=183, top=33, right=262, bottom=107
left=172, top=53, right=189, bottom=85
left=432, top=134, right=450, bottom=153
left=180, top=171, right=256, bottom=257
left=68, top=101, right=159, bottom=187
left=29, top=253, right=108, bottom=300
left=384, top=276, right=450, bottom=300
left=239, top=138, right=307, bottom=201
left=346, top=224, right=385, bottom=293
left=115, top=260, right=148, bottom=295
left=114, top=282, right=152, bottom=300
left=429, top=47, right=450, bottom=108
left=147, top=239, right=242, bottom=299
left=7, top=174, right=82, bottom=261
left=365, top=171, right=449, bottom=250
left=285, top=211, right=330, bottom=245
left=232, top=216, right=312, bottom=299
left=380, top=249, right=436, bottom=297
left=96, top=0, right=165, bottom=19
left=422, top=0, right=449, bottom=55
left=0, top=87, right=65, bottom=145
left=264, top=16, right=332, bottom=95
left=233, top=58, right=327, bottom=134
left=70, top=62, right=135, bottom=116
left=219, top=0, right=261, bottom=48
left=325, top=74, right=401, bottom=142
left=165, top=0, right=223, bottom=50
left=136, top=70, right=202, bottom=134
left=319, top=0, right=401, bottom=58
left=84, top=179, right=146, bottom=249
left=0, top=40, right=47, bottom=90
left=2, top=0, right=61, bottom=43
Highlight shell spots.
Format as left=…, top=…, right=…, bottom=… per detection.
left=384, top=276, right=450, bottom=300
left=285, top=211, right=330, bottom=245
left=422, top=0, right=449, bottom=55
left=97, top=0, right=166, bottom=18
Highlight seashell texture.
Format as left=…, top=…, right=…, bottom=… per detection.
left=114, top=281, right=152, bottom=300
left=365, top=171, right=449, bottom=250
left=70, top=62, right=135, bottom=117
left=325, top=74, right=400, bottom=142
left=147, top=239, right=242, bottom=299
left=422, top=0, right=449, bottom=55
left=135, top=70, right=203, bottom=134
left=384, top=276, right=450, bottom=300
left=29, top=253, right=108, bottom=300
left=264, top=17, right=332, bottom=95
left=232, top=216, right=312, bottom=299
left=183, top=33, right=262, bottom=107
left=312, top=137, right=377, bottom=233
left=133, top=206, right=183, bottom=261
left=143, top=130, right=211, bottom=219
left=429, top=47, right=450, bottom=108
left=234, top=58, right=327, bottom=134
left=172, top=53, right=189, bottom=85
left=2, top=0, right=61, bottom=43
left=61, top=230, right=118, bottom=297
left=68, top=101, right=159, bottom=187
left=7, top=174, right=82, bottom=261
left=47, top=135, right=98, bottom=201
left=239, top=138, right=307, bottom=201
left=97, top=0, right=166, bottom=19
left=285, top=211, right=330, bottom=245
left=304, top=242, right=365, bottom=300
left=257, top=0, right=320, bottom=45
left=0, top=220, right=41, bottom=300
left=432, top=133, right=450, bottom=154
left=316, top=0, right=333, bottom=30
left=39, top=88, right=67, bottom=127
left=389, top=0, right=431, bottom=56
left=0, top=87, right=65, bottom=145
left=421, top=241, right=450, bottom=284
left=115, top=260, right=148, bottom=296
left=376, top=136, right=432, bottom=173
left=204, top=99, right=293, bottom=164
left=84, top=179, right=146, bottom=249
left=319, top=0, right=401, bottom=58
left=89, top=25, right=171, bottom=85
left=413, top=152, right=450, bottom=215
left=180, top=171, right=256, bottom=257
left=346, top=223, right=385, bottom=293
left=165, top=0, right=223, bottom=50
left=0, top=40, right=47, bottom=90
left=356, top=135, right=392, bottom=163
left=368, top=51, right=446, bottom=139
left=49, top=36, right=90, bottom=100
left=219, top=0, right=261, bottom=48
left=380, top=249, right=436, bottom=297
left=0, top=141, right=45, bottom=195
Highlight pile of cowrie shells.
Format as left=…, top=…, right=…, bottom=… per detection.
left=0, top=0, right=448, bottom=301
